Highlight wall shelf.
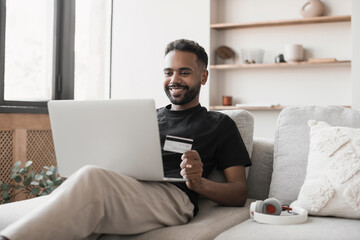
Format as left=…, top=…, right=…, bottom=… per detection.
left=210, top=105, right=351, bottom=111
left=210, top=15, right=351, bottom=30
left=210, top=60, right=351, bottom=70
left=210, top=105, right=285, bottom=111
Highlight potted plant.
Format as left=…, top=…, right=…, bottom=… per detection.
left=0, top=161, right=64, bottom=204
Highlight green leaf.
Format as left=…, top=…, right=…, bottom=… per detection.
left=43, top=166, right=50, bottom=170
left=1, top=183, right=8, bottom=191
left=14, top=176, right=22, bottom=183
left=14, top=161, right=21, bottom=169
left=49, top=176, right=55, bottom=182
left=31, top=188, right=40, bottom=196
left=31, top=181, right=39, bottom=186
left=10, top=172, right=18, bottom=179
left=19, top=168, right=27, bottom=175
left=2, top=191, right=9, bottom=200
left=23, top=175, right=32, bottom=186
left=40, top=191, right=48, bottom=196
left=35, top=174, right=43, bottom=181
left=47, top=180, right=54, bottom=187
left=25, top=161, right=33, bottom=168
left=46, top=171, right=53, bottom=176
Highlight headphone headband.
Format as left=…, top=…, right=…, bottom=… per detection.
left=250, top=201, right=308, bottom=225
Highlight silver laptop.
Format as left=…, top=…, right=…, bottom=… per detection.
left=48, top=99, right=186, bottom=182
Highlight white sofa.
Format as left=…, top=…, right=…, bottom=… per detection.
left=215, top=105, right=360, bottom=240
left=1, top=106, right=360, bottom=239
left=101, top=105, right=360, bottom=239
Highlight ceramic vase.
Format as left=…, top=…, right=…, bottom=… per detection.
left=284, top=44, right=304, bottom=63
left=301, top=0, right=325, bottom=18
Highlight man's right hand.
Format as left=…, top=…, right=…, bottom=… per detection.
left=180, top=150, right=203, bottom=191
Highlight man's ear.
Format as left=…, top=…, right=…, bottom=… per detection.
left=201, top=70, right=209, bottom=85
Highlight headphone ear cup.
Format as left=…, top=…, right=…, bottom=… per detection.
left=254, top=200, right=265, bottom=213
left=264, top=198, right=282, bottom=215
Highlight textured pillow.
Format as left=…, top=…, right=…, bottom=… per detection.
left=269, top=106, right=360, bottom=205
left=291, top=120, right=360, bottom=219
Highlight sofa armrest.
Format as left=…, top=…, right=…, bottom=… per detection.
left=247, top=138, right=274, bottom=200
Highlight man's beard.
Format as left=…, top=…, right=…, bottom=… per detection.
left=165, top=82, right=201, bottom=106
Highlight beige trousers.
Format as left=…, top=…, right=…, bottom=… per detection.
left=0, top=166, right=194, bottom=240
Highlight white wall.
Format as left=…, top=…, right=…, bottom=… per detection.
left=352, top=0, right=360, bottom=110
left=111, top=0, right=210, bottom=108
left=110, top=0, right=358, bottom=139
left=210, top=0, right=353, bottom=139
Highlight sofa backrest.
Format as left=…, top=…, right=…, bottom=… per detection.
left=269, top=105, right=360, bottom=205
left=207, top=109, right=254, bottom=182
left=220, top=110, right=254, bottom=158
left=246, top=138, right=274, bottom=200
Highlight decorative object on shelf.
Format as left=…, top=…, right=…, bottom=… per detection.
left=284, top=44, right=304, bottom=62
left=216, top=46, right=234, bottom=60
left=222, top=96, right=233, bottom=106
left=216, top=46, right=234, bottom=64
left=300, top=0, right=325, bottom=18
left=240, top=48, right=264, bottom=64
left=308, top=58, right=337, bottom=63
left=275, top=54, right=286, bottom=63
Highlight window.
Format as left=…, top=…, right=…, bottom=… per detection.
left=0, top=0, right=112, bottom=113
left=4, top=0, right=54, bottom=102
left=74, top=0, right=112, bottom=100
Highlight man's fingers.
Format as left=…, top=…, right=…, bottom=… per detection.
left=180, top=166, right=202, bottom=176
left=180, top=170, right=203, bottom=179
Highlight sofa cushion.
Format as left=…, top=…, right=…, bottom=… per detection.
left=220, top=109, right=254, bottom=158
left=291, top=120, right=360, bottom=219
left=247, top=138, right=274, bottom=200
left=269, top=106, right=360, bottom=205
left=99, top=199, right=253, bottom=240
left=214, top=216, right=360, bottom=240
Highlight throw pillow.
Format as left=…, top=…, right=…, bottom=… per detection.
left=291, top=120, right=360, bottom=219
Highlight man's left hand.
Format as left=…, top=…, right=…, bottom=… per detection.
left=180, top=150, right=203, bottom=191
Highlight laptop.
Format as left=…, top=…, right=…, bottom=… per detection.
left=48, top=99, right=186, bottom=182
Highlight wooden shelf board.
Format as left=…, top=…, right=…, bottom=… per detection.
left=210, top=15, right=351, bottom=30
left=210, top=105, right=351, bottom=111
left=210, top=60, right=351, bottom=70
left=210, top=105, right=285, bottom=111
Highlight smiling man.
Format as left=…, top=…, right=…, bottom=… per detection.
left=0, top=39, right=251, bottom=240
left=158, top=39, right=252, bottom=216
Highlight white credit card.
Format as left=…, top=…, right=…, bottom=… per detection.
left=163, top=135, right=193, bottom=154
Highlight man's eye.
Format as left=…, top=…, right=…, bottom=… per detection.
left=180, top=72, right=190, bottom=76
left=164, top=71, right=172, bottom=76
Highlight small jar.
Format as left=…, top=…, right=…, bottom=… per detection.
left=222, top=96, right=232, bottom=106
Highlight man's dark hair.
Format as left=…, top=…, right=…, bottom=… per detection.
left=165, top=39, right=208, bottom=69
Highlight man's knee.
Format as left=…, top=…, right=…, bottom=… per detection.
left=73, top=165, right=131, bottom=186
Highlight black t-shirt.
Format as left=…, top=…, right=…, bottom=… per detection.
left=157, top=104, right=252, bottom=213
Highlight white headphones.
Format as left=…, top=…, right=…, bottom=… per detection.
left=250, top=198, right=308, bottom=225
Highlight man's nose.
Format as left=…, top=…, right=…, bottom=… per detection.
left=169, top=72, right=181, bottom=85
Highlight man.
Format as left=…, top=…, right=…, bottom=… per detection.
left=0, top=39, right=251, bottom=240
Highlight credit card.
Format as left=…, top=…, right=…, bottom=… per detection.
left=163, top=135, right=193, bottom=154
